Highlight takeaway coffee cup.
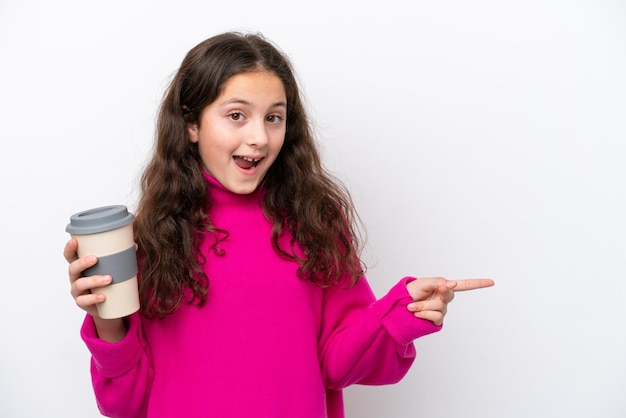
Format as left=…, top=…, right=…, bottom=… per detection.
left=66, top=205, right=140, bottom=319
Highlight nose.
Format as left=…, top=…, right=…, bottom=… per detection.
left=245, top=119, right=269, bottom=148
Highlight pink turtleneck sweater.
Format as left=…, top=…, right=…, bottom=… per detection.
left=81, top=173, right=441, bottom=417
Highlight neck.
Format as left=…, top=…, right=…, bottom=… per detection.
left=202, top=171, right=265, bottom=210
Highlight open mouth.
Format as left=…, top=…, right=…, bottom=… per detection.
left=233, top=156, right=262, bottom=170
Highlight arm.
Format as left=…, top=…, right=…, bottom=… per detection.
left=65, top=239, right=153, bottom=417
left=81, top=313, right=153, bottom=418
left=318, top=276, right=441, bottom=389
left=318, top=275, right=495, bottom=390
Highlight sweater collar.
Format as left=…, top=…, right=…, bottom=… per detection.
left=202, top=171, right=265, bottom=209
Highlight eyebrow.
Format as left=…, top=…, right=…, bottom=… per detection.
left=222, top=98, right=287, bottom=109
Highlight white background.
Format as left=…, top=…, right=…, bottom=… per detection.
left=1, top=1, right=625, bottom=417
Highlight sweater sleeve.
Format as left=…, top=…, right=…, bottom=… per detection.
left=318, top=276, right=441, bottom=389
left=81, top=313, right=153, bottom=418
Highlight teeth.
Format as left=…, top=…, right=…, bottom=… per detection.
left=240, top=157, right=260, bottom=162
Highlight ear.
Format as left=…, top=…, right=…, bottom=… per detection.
left=187, top=122, right=199, bottom=143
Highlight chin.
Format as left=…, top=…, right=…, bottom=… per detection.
left=226, top=181, right=260, bottom=195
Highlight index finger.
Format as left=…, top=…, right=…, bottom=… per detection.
left=449, top=278, right=495, bottom=292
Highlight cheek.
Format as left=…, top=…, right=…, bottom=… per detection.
left=272, top=132, right=286, bottom=154
left=274, top=139, right=285, bottom=154
left=201, top=144, right=228, bottom=164
left=197, top=126, right=235, bottom=158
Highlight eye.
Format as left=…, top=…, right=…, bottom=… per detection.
left=228, top=112, right=243, bottom=121
left=266, top=114, right=284, bottom=124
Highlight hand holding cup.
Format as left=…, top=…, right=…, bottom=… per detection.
left=66, top=205, right=140, bottom=319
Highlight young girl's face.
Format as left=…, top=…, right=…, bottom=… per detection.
left=188, top=70, right=287, bottom=194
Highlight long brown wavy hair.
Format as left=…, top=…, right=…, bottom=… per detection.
left=134, top=32, right=364, bottom=319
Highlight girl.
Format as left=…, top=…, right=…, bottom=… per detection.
left=65, top=31, right=493, bottom=418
